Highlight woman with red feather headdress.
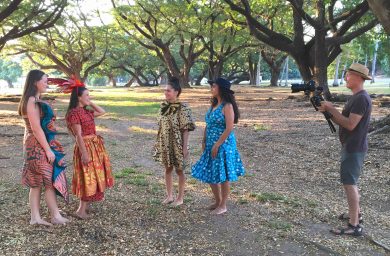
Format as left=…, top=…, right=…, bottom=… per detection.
left=49, top=76, right=114, bottom=219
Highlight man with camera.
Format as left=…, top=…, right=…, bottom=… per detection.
left=318, top=63, right=372, bottom=237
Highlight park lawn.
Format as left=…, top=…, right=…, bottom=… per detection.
left=90, top=89, right=162, bottom=118
left=329, top=85, right=390, bottom=94
left=51, top=88, right=163, bottom=118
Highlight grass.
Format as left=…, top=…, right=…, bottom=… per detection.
left=114, top=168, right=148, bottom=186
left=248, top=192, right=321, bottom=210
left=149, top=184, right=163, bottom=194
left=329, top=84, right=390, bottom=94
left=125, top=174, right=148, bottom=186
left=89, top=89, right=161, bottom=119
left=250, top=192, right=286, bottom=202
left=267, top=220, right=293, bottom=231
left=129, top=126, right=157, bottom=135
left=114, top=168, right=137, bottom=179
left=237, top=198, right=249, bottom=205
left=96, top=100, right=160, bottom=118
left=253, top=124, right=271, bottom=131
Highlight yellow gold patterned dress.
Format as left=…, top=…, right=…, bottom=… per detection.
left=154, top=101, right=195, bottom=170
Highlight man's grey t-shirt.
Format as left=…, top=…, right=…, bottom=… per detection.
left=339, top=90, right=372, bottom=153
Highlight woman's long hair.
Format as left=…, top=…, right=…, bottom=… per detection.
left=66, top=87, right=87, bottom=117
left=211, top=86, right=240, bottom=124
left=18, top=70, right=46, bottom=116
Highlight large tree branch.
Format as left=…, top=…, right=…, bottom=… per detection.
left=224, top=0, right=293, bottom=53
left=26, top=53, right=61, bottom=71
left=329, top=1, right=368, bottom=29
left=286, top=0, right=321, bottom=29
left=0, top=0, right=66, bottom=50
left=327, top=18, right=379, bottom=45
left=334, top=1, right=370, bottom=37
left=0, top=0, right=22, bottom=23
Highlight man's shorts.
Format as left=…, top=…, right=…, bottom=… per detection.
left=340, top=147, right=366, bottom=185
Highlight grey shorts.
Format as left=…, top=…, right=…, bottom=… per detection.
left=340, top=147, right=366, bottom=185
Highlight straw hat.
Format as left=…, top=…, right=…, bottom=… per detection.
left=347, top=63, right=372, bottom=80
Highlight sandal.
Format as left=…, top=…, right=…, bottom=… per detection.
left=338, top=212, right=363, bottom=223
left=330, top=223, right=363, bottom=237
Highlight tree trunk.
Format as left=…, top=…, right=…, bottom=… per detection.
left=230, top=72, right=249, bottom=84
left=371, top=41, right=379, bottom=83
left=178, top=75, right=190, bottom=88
left=160, top=74, right=168, bottom=85
left=313, top=34, right=330, bottom=98
left=195, top=67, right=208, bottom=85
left=108, top=74, right=117, bottom=87
left=367, top=0, right=390, bottom=34
left=333, top=54, right=342, bottom=87
left=124, top=76, right=136, bottom=87
left=261, top=50, right=287, bottom=87
left=248, top=53, right=257, bottom=85
left=159, top=43, right=193, bottom=88
left=6, top=80, right=14, bottom=88
left=292, top=55, right=313, bottom=82
left=208, top=59, right=224, bottom=80
left=284, top=56, right=289, bottom=86
left=270, top=68, right=282, bottom=87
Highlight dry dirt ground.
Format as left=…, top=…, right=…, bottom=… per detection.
left=0, top=87, right=389, bottom=256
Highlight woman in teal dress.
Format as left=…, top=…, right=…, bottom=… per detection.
left=192, top=78, right=245, bottom=214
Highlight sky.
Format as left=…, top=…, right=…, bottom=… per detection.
left=77, top=0, right=115, bottom=25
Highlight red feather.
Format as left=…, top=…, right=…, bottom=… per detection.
left=48, top=76, right=85, bottom=93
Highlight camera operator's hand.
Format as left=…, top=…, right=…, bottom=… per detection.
left=319, top=101, right=333, bottom=113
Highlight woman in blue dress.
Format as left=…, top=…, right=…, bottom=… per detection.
left=192, top=77, right=245, bottom=214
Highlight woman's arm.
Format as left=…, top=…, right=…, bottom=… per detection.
left=71, top=123, right=90, bottom=165
left=211, top=104, right=234, bottom=158
left=182, top=129, right=189, bottom=158
left=90, top=102, right=106, bottom=117
left=27, top=97, right=55, bottom=163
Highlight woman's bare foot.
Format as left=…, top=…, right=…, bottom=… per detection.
left=162, top=197, right=174, bottom=204
left=207, top=202, right=220, bottom=210
left=211, top=206, right=227, bottom=215
left=30, top=218, right=53, bottom=226
left=73, top=211, right=90, bottom=220
left=51, top=215, right=70, bottom=225
left=172, top=199, right=183, bottom=207
left=86, top=203, right=94, bottom=214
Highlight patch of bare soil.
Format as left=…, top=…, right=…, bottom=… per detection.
left=0, top=87, right=389, bottom=255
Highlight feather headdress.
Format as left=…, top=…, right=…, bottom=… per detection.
left=48, top=75, right=85, bottom=93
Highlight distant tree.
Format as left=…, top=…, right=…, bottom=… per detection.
left=0, top=0, right=67, bottom=51
left=10, top=7, right=108, bottom=81
left=0, top=59, right=22, bottom=88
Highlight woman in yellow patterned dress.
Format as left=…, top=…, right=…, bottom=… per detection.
left=154, top=77, right=195, bottom=206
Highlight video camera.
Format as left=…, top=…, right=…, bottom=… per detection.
left=291, top=80, right=336, bottom=133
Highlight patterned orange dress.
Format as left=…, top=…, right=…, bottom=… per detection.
left=66, top=107, right=114, bottom=202
left=22, top=101, right=68, bottom=202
